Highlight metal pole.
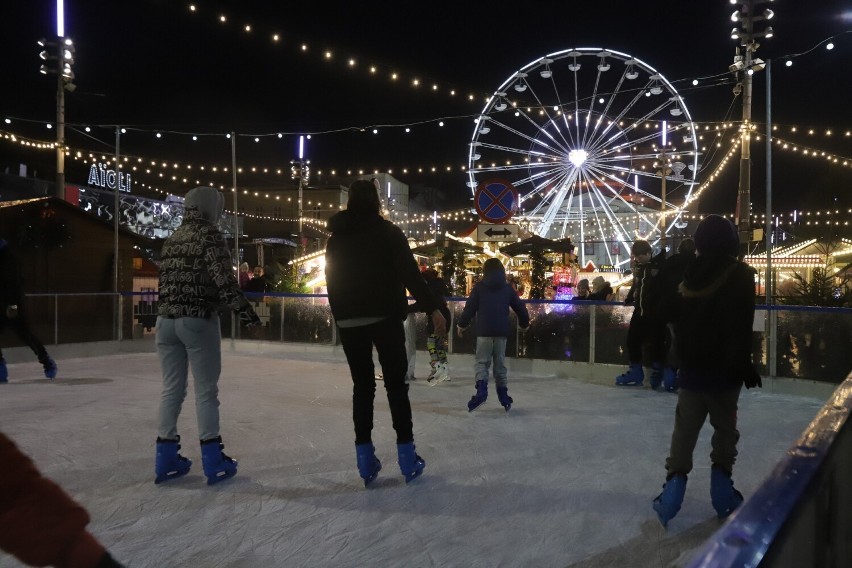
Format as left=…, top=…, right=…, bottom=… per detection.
left=55, top=43, right=65, bottom=199
left=735, top=0, right=755, bottom=256
left=114, top=127, right=121, bottom=340
left=765, top=59, right=776, bottom=379
left=231, top=132, right=238, bottom=342
left=660, top=146, right=667, bottom=254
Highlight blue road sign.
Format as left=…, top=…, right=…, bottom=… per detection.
left=474, top=179, right=517, bottom=223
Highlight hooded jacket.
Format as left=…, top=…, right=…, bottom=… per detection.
left=157, top=187, right=257, bottom=320
left=325, top=209, right=439, bottom=322
left=673, top=254, right=759, bottom=390
left=457, top=263, right=530, bottom=337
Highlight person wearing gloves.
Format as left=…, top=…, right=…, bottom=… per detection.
left=652, top=215, right=761, bottom=527
left=456, top=258, right=530, bottom=412
left=0, top=432, right=125, bottom=567
left=325, top=179, right=447, bottom=487
left=154, top=186, right=260, bottom=486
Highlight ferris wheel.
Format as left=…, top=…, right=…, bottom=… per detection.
left=467, top=48, right=700, bottom=265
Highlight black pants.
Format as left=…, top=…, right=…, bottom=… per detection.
left=0, top=313, right=51, bottom=365
left=626, top=309, right=666, bottom=364
left=338, top=317, right=413, bottom=445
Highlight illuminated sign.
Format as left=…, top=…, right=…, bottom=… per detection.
left=87, top=163, right=132, bottom=193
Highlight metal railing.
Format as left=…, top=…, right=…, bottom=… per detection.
left=11, top=292, right=851, bottom=384
left=688, top=371, right=852, bottom=567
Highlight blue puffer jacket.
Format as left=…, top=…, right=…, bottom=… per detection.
left=457, top=266, right=530, bottom=337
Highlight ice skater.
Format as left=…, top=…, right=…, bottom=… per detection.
left=456, top=258, right=530, bottom=412
left=0, top=238, right=57, bottom=382
left=154, top=187, right=260, bottom=486
left=653, top=215, right=762, bottom=527
left=325, top=179, right=447, bottom=486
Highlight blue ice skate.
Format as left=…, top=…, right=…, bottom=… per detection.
left=467, top=380, right=488, bottom=411
left=397, top=442, right=425, bottom=483
left=0, top=358, right=7, bottom=383
left=200, top=436, right=238, bottom=485
left=43, top=358, right=57, bottom=379
left=662, top=367, right=679, bottom=393
left=154, top=436, right=192, bottom=484
left=710, top=465, right=744, bottom=518
left=496, top=386, right=513, bottom=412
left=653, top=474, right=687, bottom=527
left=615, top=363, right=644, bottom=387
left=355, top=443, right=382, bottom=487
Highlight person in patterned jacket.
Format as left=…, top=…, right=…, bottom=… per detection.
left=154, top=186, right=259, bottom=486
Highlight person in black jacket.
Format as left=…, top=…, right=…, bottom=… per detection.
left=0, top=239, right=56, bottom=382
left=615, top=239, right=665, bottom=386
left=651, top=238, right=696, bottom=392
left=325, top=179, right=447, bottom=486
left=652, top=215, right=761, bottom=528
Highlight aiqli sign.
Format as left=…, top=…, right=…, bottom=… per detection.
left=474, top=178, right=517, bottom=223
left=87, top=162, right=132, bottom=193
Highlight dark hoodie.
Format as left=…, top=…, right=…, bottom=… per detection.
left=673, top=254, right=758, bottom=391
left=457, top=261, right=529, bottom=337
left=325, top=209, right=439, bottom=322
left=157, top=187, right=257, bottom=320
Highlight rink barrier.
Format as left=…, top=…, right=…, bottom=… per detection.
left=687, top=370, right=852, bottom=568
left=12, top=292, right=852, bottom=385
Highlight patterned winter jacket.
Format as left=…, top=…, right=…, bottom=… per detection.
left=157, top=187, right=257, bottom=321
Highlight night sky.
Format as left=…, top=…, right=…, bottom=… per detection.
left=2, top=0, right=851, bottom=213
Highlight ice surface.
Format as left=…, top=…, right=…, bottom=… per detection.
left=0, top=349, right=823, bottom=567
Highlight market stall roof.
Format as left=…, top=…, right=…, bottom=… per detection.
left=411, top=237, right=484, bottom=257
left=499, top=235, right=575, bottom=257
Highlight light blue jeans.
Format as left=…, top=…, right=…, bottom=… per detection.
left=475, top=336, right=508, bottom=388
left=156, top=316, right=222, bottom=441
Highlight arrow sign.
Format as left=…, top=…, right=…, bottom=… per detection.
left=477, top=223, right=519, bottom=242
left=485, top=227, right=512, bottom=237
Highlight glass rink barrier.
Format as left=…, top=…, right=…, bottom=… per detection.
left=688, top=370, right=852, bottom=568
left=14, top=293, right=852, bottom=386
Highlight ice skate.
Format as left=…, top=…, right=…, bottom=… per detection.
left=429, top=362, right=450, bottom=386
left=200, top=436, right=238, bottom=485
left=710, top=465, right=744, bottom=518
left=0, top=358, right=7, bottom=383
left=653, top=474, right=687, bottom=527
left=355, top=443, right=382, bottom=487
left=496, top=386, right=513, bottom=411
left=467, top=380, right=488, bottom=411
left=43, top=358, right=57, bottom=380
left=649, top=363, right=663, bottom=390
left=396, top=442, right=425, bottom=483
left=154, top=436, right=192, bottom=484
left=615, top=363, right=644, bottom=386
left=662, top=367, right=679, bottom=393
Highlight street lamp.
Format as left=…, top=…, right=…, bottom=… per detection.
left=729, top=0, right=774, bottom=256
left=290, top=135, right=310, bottom=251
left=38, top=36, right=75, bottom=199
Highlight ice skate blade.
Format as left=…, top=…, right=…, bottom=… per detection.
left=362, top=460, right=382, bottom=487
left=154, top=469, right=190, bottom=484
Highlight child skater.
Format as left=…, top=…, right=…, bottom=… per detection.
left=456, top=258, right=530, bottom=412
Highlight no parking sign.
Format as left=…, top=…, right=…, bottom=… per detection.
left=474, top=179, right=518, bottom=223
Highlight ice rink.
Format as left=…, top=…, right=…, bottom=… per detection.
left=0, top=345, right=826, bottom=567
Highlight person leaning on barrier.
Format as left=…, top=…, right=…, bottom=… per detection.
left=652, top=215, right=761, bottom=528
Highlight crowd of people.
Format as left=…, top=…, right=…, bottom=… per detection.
left=0, top=181, right=763, bottom=565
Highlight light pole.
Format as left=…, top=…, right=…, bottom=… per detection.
left=729, top=0, right=774, bottom=255
left=290, top=135, right=310, bottom=253
left=38, top=1, right=75, bottom=199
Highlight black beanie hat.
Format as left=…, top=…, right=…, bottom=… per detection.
left=694, top=215, right=739, bottom=257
